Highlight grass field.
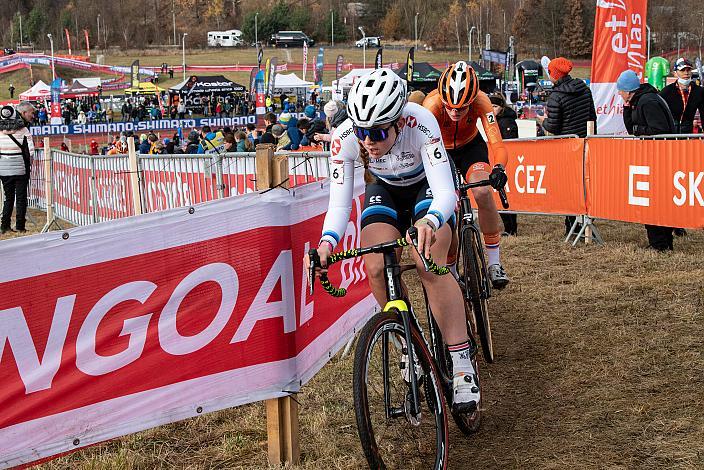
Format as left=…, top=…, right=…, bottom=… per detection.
left=7, top=212, right=700, bottom=469
left=0, top=47, right=592, bottom=102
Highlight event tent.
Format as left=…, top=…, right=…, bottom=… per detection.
left=63, top=80, right=99, bottom=98
left=331, top=68, right=375, bottom=90
left=273, top=73, right=314, bottom=94
left=468, top=61, right=498, bottom=93
left=125, top=82, right=166, bottom=95
left=170, top=75, right=246, bottom=94
left=395, top=62, right=443, bottom=84
left=19, top=80, right=51, bottom=101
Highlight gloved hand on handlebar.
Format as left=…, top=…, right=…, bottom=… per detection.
left=489, top=164, right=508, bottom=190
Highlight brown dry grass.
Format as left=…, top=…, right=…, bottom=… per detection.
left=16, top=215, right=703, bottom=469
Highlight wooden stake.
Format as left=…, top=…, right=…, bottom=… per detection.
left=266, top=396, right=300, bottom=465
left=127, top=138, right=143, bottom=215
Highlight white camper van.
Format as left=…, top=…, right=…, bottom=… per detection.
left=207, top=30, right=244, bottom=47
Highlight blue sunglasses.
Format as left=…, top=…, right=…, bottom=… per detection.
left=353, top=123, right=396, bottom=142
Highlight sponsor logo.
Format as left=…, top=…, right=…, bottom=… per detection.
left=406, top=115, right=418, bottom=128
left=331, top=139, right=341, bottom=155
left=426, top=137, right=440, bottom=145
left=339, top=127, right=354, bottom=140
left=398, top=151, right=414, bottom=161
left=417, top=124, right=433, bottom=138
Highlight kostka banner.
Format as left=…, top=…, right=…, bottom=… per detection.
left=590, top=0, right=648, bottom=135
left=0, top=174, right=374, bottom=468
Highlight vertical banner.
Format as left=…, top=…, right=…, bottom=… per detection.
left=302, top=41, right=309, bottom=81
left=257, top=43, right=263, bottom=70
left=264, top=58, right=271, bottom=94
left=407, top=47, right=415, bottom=83
left=50, top=78, right=62, bottom=125
left=335, top=54, right=344, bottom=83
left=590, top=0, right=648, bottom=135
left=255, top=69, right=266, bottom=125
left=316, top=47, right=325, bottom=87
left=64, top=28, right=72, bottom=55
left=249, top=67, right=258, bottom=102
left=83, top=29, right=90, bottom=58
left=375, top=48, right=383, bottom=69
left=267, top=57, right=278, bottom=97
left=130, top=60, right=140, bottom=89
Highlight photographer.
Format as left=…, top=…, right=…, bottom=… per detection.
left=0, top=105, right=34, bottom=234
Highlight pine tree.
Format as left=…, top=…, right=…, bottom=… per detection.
left=560, top=0, right=591, bottom=57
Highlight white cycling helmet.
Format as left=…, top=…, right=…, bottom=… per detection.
left=347, top=68, right=407, bottom=128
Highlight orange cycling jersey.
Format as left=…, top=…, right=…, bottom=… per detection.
left=423, top=89, right=508, bottom=168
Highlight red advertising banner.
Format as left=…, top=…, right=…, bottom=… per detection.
left=590, top=0, right=648, bottom=135
left=481, top=138, right=587, bottom=215
left=585, top=138, right=704, bottom=229
left=0, top=174, right=373, bottom=467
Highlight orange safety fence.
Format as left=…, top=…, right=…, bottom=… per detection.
left=585, top=138, right=704, bottom=229
left=481, top=137, right=587, bottom=216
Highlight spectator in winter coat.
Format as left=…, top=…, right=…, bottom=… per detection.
left=303, top=104, right=326, bottom=144
left=235, top=131, right=253, bottom=151
left=138, top=134, right=151, bottom=154
left=271, top=124, right=287, bottom=148
left=278, top=113, right=301, bottom=150
left=617, top=69, right=677, bottom=251
left=539, top=57, right=597, bottom=137
left=0, top=107, right=33, bottom=233
left=539, top=57, right=597, bottom=234
left=185, top=130, right=200, bottom=154
left=659, top=58, right=704, bottom=134
left=490, top=93, right=519, bottom=236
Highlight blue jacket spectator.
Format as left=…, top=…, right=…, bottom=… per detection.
left=278, top=114, right=301, bottom=150
left=138, top=134, right=151, bottom=153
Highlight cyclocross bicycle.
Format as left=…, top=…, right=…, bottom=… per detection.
left=455, top=177, right=509, bottom=364
left=309, top=227, right=481, bottom=469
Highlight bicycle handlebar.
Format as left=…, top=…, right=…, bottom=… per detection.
left=458, top=179, right=510, bottom=210
left=308, top=228, right=449, bottom=297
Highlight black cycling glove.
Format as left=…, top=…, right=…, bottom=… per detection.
left=489, top=165, right=507, bottom=190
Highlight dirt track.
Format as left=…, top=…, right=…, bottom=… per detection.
left=39, top=216, right=704, bottom=469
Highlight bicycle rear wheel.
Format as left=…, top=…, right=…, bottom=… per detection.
left=459, top=226, right=495, bottom=363
left=353, top=309, right=449, bottom=470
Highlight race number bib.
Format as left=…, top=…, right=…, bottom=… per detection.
left=425, top=138, right=447, bottom=166
left=486, top=112, right=496, bottom=125
left=330, top=160, right=345, bottom=184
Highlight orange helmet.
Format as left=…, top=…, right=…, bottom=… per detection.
left=438, top=61, right=479, bottom=108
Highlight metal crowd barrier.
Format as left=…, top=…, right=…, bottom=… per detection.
left=24, top=149, right=332, bottom=228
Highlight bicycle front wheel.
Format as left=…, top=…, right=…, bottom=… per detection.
left=353, top=309, right=449, bottom=470
left=459, top=227, right=495, bottom=363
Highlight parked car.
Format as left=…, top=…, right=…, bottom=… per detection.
left=355, top=37, right=381, bottom=48
left=270, top=31, right=315, bottom=48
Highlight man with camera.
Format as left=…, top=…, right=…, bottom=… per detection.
left=0, top=104, right=34, bottom=234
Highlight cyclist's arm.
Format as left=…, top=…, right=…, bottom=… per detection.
left=320, top=122, right=357, bottom=248
left=413, top=105, right=458, bottom=230
left=477, top=96, right=509, bottom=168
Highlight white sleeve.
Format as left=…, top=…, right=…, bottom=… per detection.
left=320, top=122, right=358, bottom=248
left=415, top=108, right=457, bottom=230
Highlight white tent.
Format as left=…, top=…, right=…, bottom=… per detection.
left=72, top=77, right=102, bottom=88
left=331, top=68, right=375, bottom=90
left=273, top=73, right=313, bottom=94
left=19, top=80, right=51, bottom=101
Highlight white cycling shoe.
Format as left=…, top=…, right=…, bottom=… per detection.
left=488, top=263, right=510, bottom=290
left=452, top=371, right=480, bottom=413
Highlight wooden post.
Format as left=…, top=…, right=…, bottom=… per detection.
left=584, top=121, right=596, bottom=244
left=261, top=146, right=299, bottom=465
left=271, top=154, right=289, bottom=189
left=266, top=396, right=300, bottom=465
left=127, top=138, right=143, bottom=215
left=255, top=144, right=275, bottom=191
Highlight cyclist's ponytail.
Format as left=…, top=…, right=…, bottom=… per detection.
left=358, top=147, right=375, bottom=184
